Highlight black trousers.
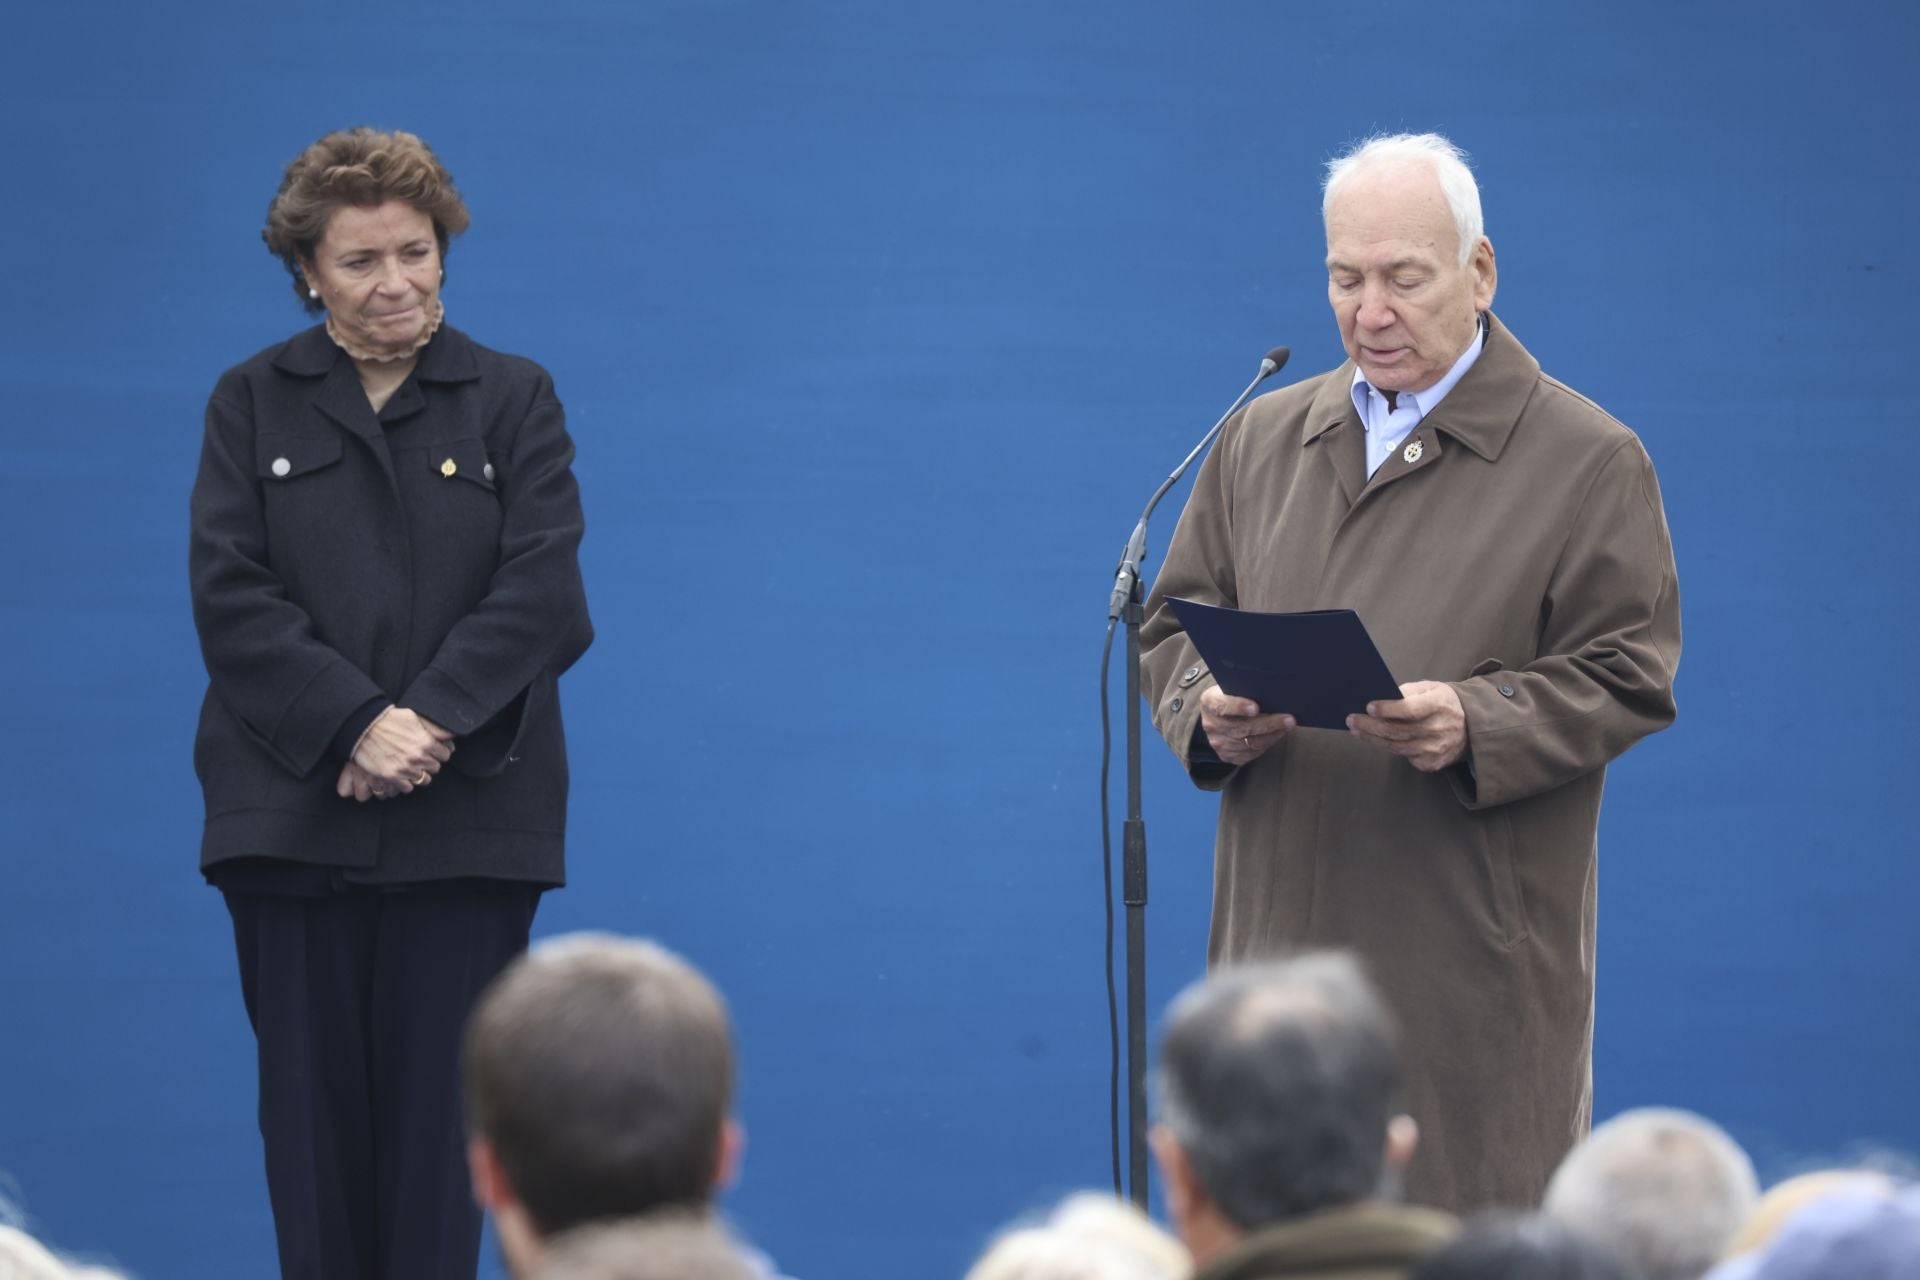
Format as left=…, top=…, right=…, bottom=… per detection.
left=226, top=881, right=539, bottom=1280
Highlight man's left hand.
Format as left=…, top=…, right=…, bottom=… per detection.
left=1347, top=681, right=1468, bottom=773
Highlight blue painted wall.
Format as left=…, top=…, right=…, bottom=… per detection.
left=1, top=2, right=1915, bottom=1277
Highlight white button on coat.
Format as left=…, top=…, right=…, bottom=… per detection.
left=483, top=462, right=495, bottom=481
left=271, top=457, right=291, bottom=478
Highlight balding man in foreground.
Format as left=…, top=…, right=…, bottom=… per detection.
left=1151, top=953, right=1457, bottom=1280
left=1142, top=132, right=1681, bottom=1211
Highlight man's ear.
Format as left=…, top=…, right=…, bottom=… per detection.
left=469, top=1137, right=510, bottom=1212
left=1385, top=1114, right=1419, bottom=1173
left=1471, top=236, right=1497, bottom=312
left=713, top=1118, right=745, bottom=1193
left=1150, top=1124, right=1199, bottom=1222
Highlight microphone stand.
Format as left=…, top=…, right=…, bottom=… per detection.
left=1106, top=349, right=1285, bottom=1208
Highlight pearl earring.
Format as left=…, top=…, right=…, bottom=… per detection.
left=308, top=287, right=320, bottom=300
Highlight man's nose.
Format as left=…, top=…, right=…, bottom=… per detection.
left=1356, top=286, right=1395, bottom=329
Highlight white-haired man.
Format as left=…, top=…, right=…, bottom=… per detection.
left=1545, top=1108, right=1760, bottom=1280
left=1141, top=132, right=1681, bottom=1212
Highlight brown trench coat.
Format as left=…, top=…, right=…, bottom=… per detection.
left=1141, top=314, right=1680, bottom=1213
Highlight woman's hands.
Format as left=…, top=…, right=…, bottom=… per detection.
left=341, top=707, right=456, bottom=801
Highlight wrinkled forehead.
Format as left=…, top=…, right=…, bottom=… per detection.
left=1323, top=163, right=1460, bottom=260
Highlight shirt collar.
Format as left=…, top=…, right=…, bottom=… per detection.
left=1348, top=313, right=1488, bottom=428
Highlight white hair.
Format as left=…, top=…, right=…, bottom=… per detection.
left=1322, top=132, right=1484, bottom=266
left=0, top=1225, right=130, bottom=1280
left=1543, top=1108, right=1761, bottom=1280
left=966, top=1194, right=1190, bottom=1280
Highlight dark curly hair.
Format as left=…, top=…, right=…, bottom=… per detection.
left=262, top=127, right=471, bottom=313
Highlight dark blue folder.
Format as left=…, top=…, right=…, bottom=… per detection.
left=1166, top=597, right=1402, bottom=731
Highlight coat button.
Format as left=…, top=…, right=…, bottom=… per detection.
left=483, top=462, right=496, bottom=482
left=1498, top=683, right=1516, bottom=697
left=1180, top=665, right=1202, bottom=686
left=1171, top=696, right=1183, bottom=712
left=270, top=457, right=291, bottom=478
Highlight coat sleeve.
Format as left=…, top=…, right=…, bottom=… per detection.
left=1448, top=436, right=1681, bottom=809
left=399, top=376, right=591, bottom=739
left=1139, top=412, right=1243, bottom=791
left=189, top=382, right=387, bottom=778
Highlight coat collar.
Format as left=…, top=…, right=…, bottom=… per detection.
left=1196, top=1203, right=1459, bottom=1280
left=1304, top=311, right=1540, bottom=464
left=270, top=320, right=483, bottom=383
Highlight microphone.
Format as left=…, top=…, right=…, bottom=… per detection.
left=1107, top=347, right=1290, bottom=619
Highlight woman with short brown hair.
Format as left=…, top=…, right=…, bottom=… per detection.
left=189, top=125, right=593, bottom=1279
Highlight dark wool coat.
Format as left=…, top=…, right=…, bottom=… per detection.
left=189, top=323, right=592, bottom=885
left=1142, top=315, right=1681, bottom=1213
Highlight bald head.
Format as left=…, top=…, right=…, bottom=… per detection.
left=1544, top=1108, right=1760, bottom=1280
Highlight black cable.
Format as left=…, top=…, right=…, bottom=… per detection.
left=1098, top=614, right=1122, bottom=1197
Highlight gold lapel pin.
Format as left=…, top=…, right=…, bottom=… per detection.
left=440, top=458, right=457, bottom=477
left=1403, top=439, right=1424, bottom=464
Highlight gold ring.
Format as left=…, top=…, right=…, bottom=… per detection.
left=414, top=771, right=431, bottom=786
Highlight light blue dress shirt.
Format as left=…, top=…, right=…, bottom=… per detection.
left=1350, top=317, right=1488, bottom=477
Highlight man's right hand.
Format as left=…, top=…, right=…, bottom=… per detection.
left=1200, top=685, right=1296, bottom=766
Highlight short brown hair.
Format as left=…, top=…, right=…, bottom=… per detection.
left=262, top=127, right=471, bottom=313
left=462, top=935, right=735, bottom=1237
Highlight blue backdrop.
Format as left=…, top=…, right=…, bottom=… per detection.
left=2, top=2, right=1916, bottom=1277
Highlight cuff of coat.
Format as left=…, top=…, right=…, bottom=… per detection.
left=275, top=658, right=388, bottom=778
left=400, top=666, right=485, bottom=737
left=1448, top=673, right=1532, bottom=810
left=331, top=697, right=391, bottom=761
left=1158, top=667, right=1236, bottom=793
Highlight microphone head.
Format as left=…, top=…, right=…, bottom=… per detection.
left=1260, top=346, right=1291, bottom=377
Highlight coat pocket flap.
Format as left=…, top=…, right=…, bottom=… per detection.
left=256, top=431, right=343, bottom=481
left=424, top=438, right=497, bottom=491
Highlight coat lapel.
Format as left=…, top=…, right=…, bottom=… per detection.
left=1303, top=369, right=1368, bottom=509
left=272, top=324, right=399, bottom=489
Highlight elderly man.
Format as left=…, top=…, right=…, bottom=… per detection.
left=461, top=934, right=743, bottom=1280
left=1151, top=953, right=1457, bottom=1280
left=1141, top=132, right=1681, bottom=1212
left=1544, top=1109, right=1760, bottom=1280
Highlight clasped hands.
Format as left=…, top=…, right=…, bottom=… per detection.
left=336, top=707, right=456, bottom=803
left=1199, top=680, right=1468, bottom=773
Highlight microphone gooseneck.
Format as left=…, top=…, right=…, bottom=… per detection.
left=1107, top=346, right=1290, bottom=620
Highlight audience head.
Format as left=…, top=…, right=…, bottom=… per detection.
left=531, top=1212, right=759, bottom=1280
left=1151, top=952, right=1417, bottom=1261
left=966, top=1193, right=1191, bottom=1280
left=0, top=1224, right=130, bottom=1280
left=463, top=934, right=738, bottom=1276
left=1703, top=1182, right=1920, bottom=1280
left=1410, top=1213, right=1637, bottom=1280
left=1543, top=1107, right=1760, bottom=1280
left=1721, top=1169, right=1895, bottom=1259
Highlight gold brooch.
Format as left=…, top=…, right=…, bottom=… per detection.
left=1402, top=439, right=1423, bottom=464
left=440, top=458, right=457, bottom=477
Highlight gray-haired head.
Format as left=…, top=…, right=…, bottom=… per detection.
left=1323, top=133, right=1484, bottom=266
left=966, top=1193, right=1191, bottom=1280
left=0, top=1224, right=131, bottom=1280
left=1545, top=1108, right=1761, bottom=1280
left=1156, top=952, right=1403, bottom=1229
